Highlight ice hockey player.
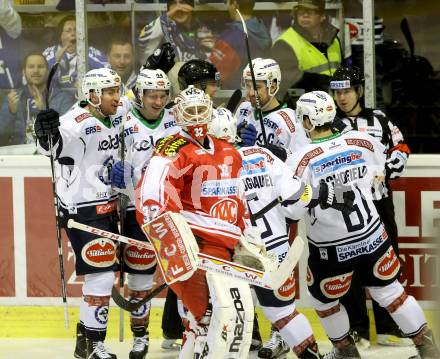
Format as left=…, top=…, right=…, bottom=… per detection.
left=329, top=66, right=412, bottom=347
left=138, top=85, right=254, bottom=358
left=109, top=68, right=179, bottom=359
left=209, top=107, right=356, bottom=359
left=235, top=57, right=309, bottom=159
left=34, top=68, right=128, bottom=359
left=288, top=90, right=440, bottom=359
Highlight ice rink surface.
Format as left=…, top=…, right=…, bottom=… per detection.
left=0, top=338, right=420, bottom=359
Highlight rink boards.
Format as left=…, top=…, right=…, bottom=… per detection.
left=0, top=154, right=439, bottom=308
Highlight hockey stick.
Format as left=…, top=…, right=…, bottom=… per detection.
left=117, top=118, right=127, bottom=342
left=45, top=62, right=69, bottom=329
left=236, top=9, right=268, bottom=146
left=400, top=18, right=415, bottom=58
left=226, top=89, right=242, bottom=113
left=111, top=283, right=168, bottom=312
left=67, top=219, right=304, bottom=291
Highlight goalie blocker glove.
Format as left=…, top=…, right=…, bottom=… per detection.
left=142, top=42, right=176, bottom=74
left=34, top=108, right=60, bottom=145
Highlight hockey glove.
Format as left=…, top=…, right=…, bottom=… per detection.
left=385, top=150, right=408, bottom=180
left=315, top=180, right=355, bottom=216
left=237, top=122, right=257, bottom=147
left=110, top=161, right=133, bottom=189
left=261, top=143, right=287, bottom=162
left=34, top=109, right=60, bottom=140
left=142, top=42, right=176, bottom=73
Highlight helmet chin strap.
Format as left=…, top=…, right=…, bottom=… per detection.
left=261, top=84, right=279, bottom=111
left=344, top=86, right=363, bottom=115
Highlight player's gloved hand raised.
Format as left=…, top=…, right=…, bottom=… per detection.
left=110, top=161, right=133, bottom=189
left=142, top=42, right=176, bottom=73
left=34, top=109, right=60, bottom=140
left=237, top=122, right=257, bottom=147
left=261, top=143, right=287, bottom=162
left=385, top=150, right=408, bottom=180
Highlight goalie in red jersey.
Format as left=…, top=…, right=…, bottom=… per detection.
left=137, top=85, right=254, bottom=358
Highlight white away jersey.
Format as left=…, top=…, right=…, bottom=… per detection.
left=240, top=146, right=311, bottom=261
left=287, top=131, right=387, bottom=250
left=123, top=107, right=180, bottom=210
left=235, top=101, right=309, bottom=155
left=37, top=102, right=129, bottom=213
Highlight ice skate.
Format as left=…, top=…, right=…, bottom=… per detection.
left=323, top=336, right=361, bottom=359
left=86, top=340, right=117, bottom=359
left=409, top=329, right=440, bottom=359
left=74, top=323, right=87, bottom=359
left=351, top=330, right=370, bottom=350
left=258, top=327, right=290, bottom=358
left=129, top=335, right=149, bottom=359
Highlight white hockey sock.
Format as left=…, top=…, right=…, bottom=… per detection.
left=389, top=295, right=427, bottom=336
left=80, top=299, right=109, bottom=340
left=278, top=312, right=314, bottom=348
left=317, top=304, right=350, bottom=341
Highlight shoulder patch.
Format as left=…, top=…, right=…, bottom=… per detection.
left=156, top=135, right=189, bottom=157
left=345, top=138, right=374, bottom=152
left=241, top=147, right=274, bottom=164
left=295, top=147, right=324, bottom=177
left=278, top=110, right=295, bottom=133
left=75, top=113, right=92, bottom=123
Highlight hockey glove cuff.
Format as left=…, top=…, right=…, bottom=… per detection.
left=34, top=109, right=60, bottom=140
left=110, top=161, right=134, bottom=189
left=237, top=122, right=257, bottom=147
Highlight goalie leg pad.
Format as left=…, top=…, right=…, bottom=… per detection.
left=311, top=296, right=350, bottom=342
left=368, top=281, right=427, bottom=336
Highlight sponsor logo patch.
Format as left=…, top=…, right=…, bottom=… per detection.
left=345, top=138, right=374, bottom=152
left=124, top=245, right=157, bottom=271
left=96, top=201, right=117, bottom=215
left=336, top=229, right=387, bottom=262
left=278, top=110, right=295, bottom=133
left=210, top=198, right=238, bottom=224
left=373, top=246, right=400, bottom=280
left=201, top=179, right=239, bottom=197
left=312, top=150, right=364, bottom=176
left=320, top=272, right=353, bottom=299
left=241, top=157, right=266, bottom=175
left=274, top=270, right=296, bottom=301
left=295, top=147, right=324, bottom=177
left=82, top=238, right=116, bottom=267
left=75, top=112, right=92, bottom=123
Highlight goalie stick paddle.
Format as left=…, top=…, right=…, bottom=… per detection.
left=226, top=89, right=242, bottom=113
left=111, top=283, right=168, bottom=312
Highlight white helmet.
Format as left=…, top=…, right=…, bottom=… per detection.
left=242, top=58, right=282, bottom=97
left=296, top=91, right=336, bottom=132
left=208, top=107, right=240, bottom=143
left=82, top=68, right=121, bottom=105
left=174, top=85, right=213, bottom=128
left=134, top=69, right=171, bottom=109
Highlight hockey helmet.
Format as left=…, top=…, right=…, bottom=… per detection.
left=82, top=68, right=121, bottom=104
left=208, top=107, right=240, bottom=143
left=296, top=91, right=336, bottom=132
left=242, top=58, right=282, bottom=97
left=178, top=60, right=220, bottom=91
left=134, top=68, right=171, bottom=109
left=329, top=66, right=364, bottom=91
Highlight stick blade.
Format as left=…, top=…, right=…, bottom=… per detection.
left=268, top=236, right=304, bottom=290
left=111, top=283, right=168, bottom=312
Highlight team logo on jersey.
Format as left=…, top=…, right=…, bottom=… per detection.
left=124, top=245, right=157, bottom=271
left=210, top=199, right=238, bottom=224
left=274, top=269, right=296, bottom=301
left=130, top=300, right=151, bottom=319
left=95, top=306, right=109, bottom=325
left=201, top=179, right=239, bottom=197
left=241, top=157, right=266, bottom=175
left=319, top=248, right=328, bottom=260
left=320, top=272, right=353, bottom=299
left=82, top=238, right=116, bottom=267
left=312, top=150, right=365, bottom=177
left=373, top=246, right=400, bottom=280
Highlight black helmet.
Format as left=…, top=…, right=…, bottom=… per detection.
left=178, top=60, right=221, bottom=91
left=329, top=66, right=364, bottom=90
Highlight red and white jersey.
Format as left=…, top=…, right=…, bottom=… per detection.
left=287, top=131, right=387, bottom=249
left=235, top=101, right=309, bottom=155
left=138, top=131, right=247, bottom=249
left=240, top=146, right=311, bottom=262
left=123, top=107, right=180, bottom=210
left=36, top=101, right=129, bottom=214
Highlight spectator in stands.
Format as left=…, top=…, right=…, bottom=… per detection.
left=0, top=0, right=22, bottom=90
left=42, top=15, right=109, bottom=89
left=138, top=0, right=214, bottom=63
left=209, top=0, right=271, bottom=89
left=271, top=0, right=343, bottom=100
left=107, top=35, right=136, bottom=94
left=0, top=53, right=75, bottom=146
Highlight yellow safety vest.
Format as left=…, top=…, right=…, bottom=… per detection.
left=275, top=27, right=341, bottom=75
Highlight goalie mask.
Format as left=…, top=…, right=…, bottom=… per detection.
left=174, top=85, right=213, bottom=140
left=208, top=107, right=240, bottom=143
left=296, top=91, right=336, bottom=133
left=82, top=68, right=121, bottom=110
left=134, top=68, right=171, bottom=110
